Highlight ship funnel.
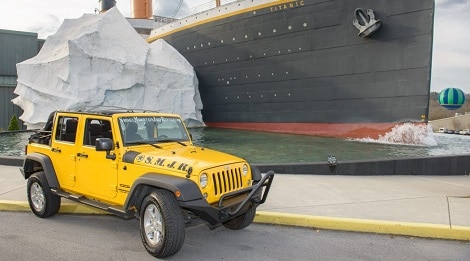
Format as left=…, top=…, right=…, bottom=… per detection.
left=131, top=0, right=153, bottom=19
left=99, top=0, right=116, bottom=13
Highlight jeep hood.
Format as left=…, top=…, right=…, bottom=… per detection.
left=123, top=145, right=246, bottom=174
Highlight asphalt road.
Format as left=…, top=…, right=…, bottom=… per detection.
left=1, top=212, right=469, bottom=261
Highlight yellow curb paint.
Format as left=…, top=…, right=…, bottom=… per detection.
left=2, top=201, right=469, bottom=241
left=0, top=200, right=30, bottom=211
left=255, top=211, right=470, bottom=241
left=0, top=200, right=108, bottom=215
left=59, top=204, right=109, bottom=215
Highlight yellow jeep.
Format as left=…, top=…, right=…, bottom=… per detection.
left=20, top=110, right=274, bottom=258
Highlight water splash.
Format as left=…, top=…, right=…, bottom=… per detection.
left=355, top=123, right=438, bottom=146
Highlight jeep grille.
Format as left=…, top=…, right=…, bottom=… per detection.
left=212, top=167, right=243, bottom=196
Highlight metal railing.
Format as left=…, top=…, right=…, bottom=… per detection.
left=154, top=0, right=239, bottom=25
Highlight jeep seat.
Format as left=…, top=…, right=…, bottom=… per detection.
left=86, top=123, right=103, bottom=146
left=62, top=120, right=78, bottom=142
left=126, top=122, right=142, bottom=142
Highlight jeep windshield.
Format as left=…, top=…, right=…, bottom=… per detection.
left=118, top=115, right=190, bottom=146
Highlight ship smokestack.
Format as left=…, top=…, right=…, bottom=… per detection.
left=131, top=0, right=153, bottom=19
left=99, top=0, right=116, bottom=13
left=216, top=0, right=221, bottom=7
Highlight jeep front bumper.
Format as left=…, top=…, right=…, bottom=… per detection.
left=179, top=171, right=274, bottom=226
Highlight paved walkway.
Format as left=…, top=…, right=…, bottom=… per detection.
left=1, top=164, right=470, bottom=240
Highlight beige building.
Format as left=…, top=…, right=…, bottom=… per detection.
left=429, top=113, right=470, bottom=132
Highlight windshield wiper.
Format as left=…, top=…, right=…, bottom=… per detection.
left=126, top=141, right=162, bottom=149
left=157, top=139, right=188, bottom=146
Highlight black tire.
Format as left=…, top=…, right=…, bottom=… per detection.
left=139, top=190, right=185, bottom=258
left=222, top=207, right=256, bottom=230
left=27, top=172, right=61, bottom=218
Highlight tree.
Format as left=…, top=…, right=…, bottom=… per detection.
left=8, top=114, right=20, bottom=131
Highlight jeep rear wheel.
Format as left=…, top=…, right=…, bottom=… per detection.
left=223, top=207, right=256, bottom=230
left=139, top=189, right=185, bottom=258
left=27, top=172, right=61, bottom=218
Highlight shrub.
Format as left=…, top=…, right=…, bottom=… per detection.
left=7, top=114, right=20, bottom=131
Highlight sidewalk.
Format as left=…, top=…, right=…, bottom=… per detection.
left=1, top=164, right=470, bottom=240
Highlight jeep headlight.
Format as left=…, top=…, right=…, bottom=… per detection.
left=200, top=173, right=208, bottom=188
left=242, top=164, right=248, bottom=176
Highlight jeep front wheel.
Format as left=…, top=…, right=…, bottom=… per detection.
left=139, top=189, right=185, bottom=258
left=223, top=207, right=256, bottom=230
left=27, top=172, right=61, bottom=218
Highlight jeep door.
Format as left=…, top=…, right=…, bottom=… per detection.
left=50, top=114, right=80, bottom=189
left=75, top=116, right=118, bottom=200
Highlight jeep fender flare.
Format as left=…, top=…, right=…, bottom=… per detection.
left=21, top=152, right=59, bottom=188
left=124, top=173, right=203, bottom=210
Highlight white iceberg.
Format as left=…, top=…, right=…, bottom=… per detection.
left=12, top=7, right=204, bottom=129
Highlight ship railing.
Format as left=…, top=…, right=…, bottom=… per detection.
left=154, top=0, right=239, bottom=27
left=151, top=0, right=274, bottom=37
left=187, top=0, right=239, bottom=16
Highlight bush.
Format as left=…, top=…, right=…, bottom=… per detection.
left=7, top=114, right=20, bottom=131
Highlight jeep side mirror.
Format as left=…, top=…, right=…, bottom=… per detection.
left=95, top=138, right=116, bottom=160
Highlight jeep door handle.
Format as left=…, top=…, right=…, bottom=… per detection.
left=77, top=153, right=88, bottom=158
left=51, top=147, right=61, bottom=153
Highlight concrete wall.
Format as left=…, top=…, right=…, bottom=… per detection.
left=5, top=153, right=470, bottom=175
left=255, top=154, right=470, bottom=175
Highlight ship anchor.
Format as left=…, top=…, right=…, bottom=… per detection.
left=353, top=8, right=382, bottom=37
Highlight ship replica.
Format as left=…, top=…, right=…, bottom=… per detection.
left=126, top=0, right=434, bottom=138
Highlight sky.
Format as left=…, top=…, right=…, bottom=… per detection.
left=0, top=0, right=469, bottom=93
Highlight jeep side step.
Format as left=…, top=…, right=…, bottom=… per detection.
left=51, top=188, right=135, bottom=219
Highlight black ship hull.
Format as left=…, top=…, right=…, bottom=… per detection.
left=148, top=0, right=434, bottom=138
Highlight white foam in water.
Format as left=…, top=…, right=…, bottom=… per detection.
left=355, top=123, right=438, bottom=146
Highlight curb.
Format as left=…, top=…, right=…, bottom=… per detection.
left=1, top=200, right=469, bottom=241
left=254, top=211, right=470, bottom=241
